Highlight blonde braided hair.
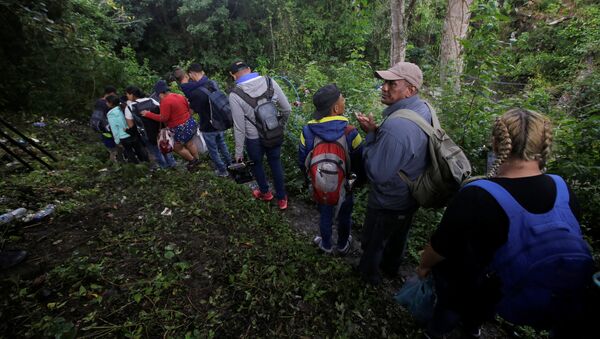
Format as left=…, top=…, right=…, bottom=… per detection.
left=487, top=108, right=553, bottom=177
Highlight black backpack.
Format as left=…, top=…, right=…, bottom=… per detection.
left=130, top=98, right=161, bottom=144
left=198, top=80, right=233, bottom=131
left=90, top=99, right=109, bottom=133
left=232, top=77, right=284, bottom=147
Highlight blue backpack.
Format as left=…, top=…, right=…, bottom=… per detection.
left=464, top=175, right=594, bottom=327
left=198, top=80, right=233, bottom=131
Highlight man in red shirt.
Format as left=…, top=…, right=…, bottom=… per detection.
left=142, top=80, right=200, bottom=171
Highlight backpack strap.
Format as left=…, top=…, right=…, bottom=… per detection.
left=232, top=77, right=277, bottom=129
left=548, top=174, right=570, bottom=208
left=390, top=107, right=434, bottom=184
left=231, top=76, right=273, bottom=108
left=231, top=87, right=259, bottom=108
left=422, top=101, right=440, bottom=130
left=198, top=85, right=212, bottom=97
left=389, top=109, right=435, bottom=137
left=208, top=80, right=219, bottom=92
left=197, top=85, right=215, bottom=119
left=463, top=179, right=526, bottom=219
left=264, top=76, right=274, bottom=100
left=198, top=80, right=219, bottom=95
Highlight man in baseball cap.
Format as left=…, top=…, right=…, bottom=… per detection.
left=355, top=61, right=432, bottom=285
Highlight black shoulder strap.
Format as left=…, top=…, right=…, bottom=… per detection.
left=264, top=76, right=274, bottom=100
left=208, top=80, right=219, bottom=92
left=231, top=76, right=274, bottom=108
left=129, top=102, right=138, bottom=116
left=231, top=86, right=259, bottom=108
left=198, top=85, right=212, bottom=97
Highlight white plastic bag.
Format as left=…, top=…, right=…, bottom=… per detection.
left=157, top=127, right=174, bottom=154
left=192, top=129, right=208, bottom=154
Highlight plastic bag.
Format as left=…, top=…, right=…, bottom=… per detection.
left=394, top=274, right=436, bottom=324
left=192, top=129, right=208, bottom=154
left=157, top=127, right=174, bottom=154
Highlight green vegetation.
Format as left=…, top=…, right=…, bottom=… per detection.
left=1, top=0, right=599, bottom=337
left=0, top=117, right=417, bottom=337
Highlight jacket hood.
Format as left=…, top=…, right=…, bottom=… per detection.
left=236, top=75, right=270, bottom=98
left=307, top=116, right=349, bottom=142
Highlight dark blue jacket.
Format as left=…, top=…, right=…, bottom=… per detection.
left=298, top=115, right=364, bottom=180
left=180, top=76, right=216, bottom=132
left=363, top=94, right=432, bottom=211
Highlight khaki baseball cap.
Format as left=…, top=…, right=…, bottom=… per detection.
left=374, top=62, right=423, bottom=90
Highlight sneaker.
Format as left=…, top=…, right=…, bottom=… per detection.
left=312, top=236, right=333, bottom=254
left=252, top=189, right=274, bottom=201
left=337, top=235, right=353, bottom=256
left=277, top=195, right=288, bottom=210
left=215, top=170, right=229, bottom=177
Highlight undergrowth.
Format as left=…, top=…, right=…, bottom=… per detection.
left=0, top=115, right=417, bottom=338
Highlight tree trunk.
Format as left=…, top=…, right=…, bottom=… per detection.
left=390, top=0, right=418, bottom=66
left=390, top=0, right=406, bottom=65
left=439, top=0, right=474, bottom=90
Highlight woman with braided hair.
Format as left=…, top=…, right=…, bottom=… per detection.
left=414, top=109, right=593, bottom=339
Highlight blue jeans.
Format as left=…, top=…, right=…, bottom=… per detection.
left=203, top=131, right=232, bottom=173
left=147, top=144, right=176, bottom=168
left=245, top=138, right=286, bottom=200
left=318, top=194, right=353, bottom=250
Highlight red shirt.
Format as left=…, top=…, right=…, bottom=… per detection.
left=144, top=93, right=191, bottom=128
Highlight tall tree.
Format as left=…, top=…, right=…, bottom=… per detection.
left=389, top=0, right=417, bottom=65
left=439, top=0, right=473, bottom=89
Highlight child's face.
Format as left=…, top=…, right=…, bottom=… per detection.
left=334, top=95, right=346, bottom=116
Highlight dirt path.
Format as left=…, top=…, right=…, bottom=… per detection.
left=282, top=190, right=413, bottom=286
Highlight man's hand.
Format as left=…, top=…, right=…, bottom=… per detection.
left=141, top=110, right=149, bottom=117
left=355, top=112, right=378, bottom=133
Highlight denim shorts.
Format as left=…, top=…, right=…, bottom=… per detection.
left=172, top=117, right=197, bottom=144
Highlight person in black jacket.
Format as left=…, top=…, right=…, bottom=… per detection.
left=416, top=109, right=592, bottom=339
left=176, top=64, right=232, bottom=177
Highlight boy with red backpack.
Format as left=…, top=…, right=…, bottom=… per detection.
left=299, top=84, right=365, bottom=254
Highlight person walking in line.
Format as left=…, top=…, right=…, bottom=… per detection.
left=177, top=64, right=232, bottom=177
left=125, top=86, right=176, bottom=169
left=141, top=80, right=200, bottom=171
left=105, top=95, right=148, bottom=163
left=228, top=61, right=292, bottom=210
left=91, top=85, right=122, bottom=162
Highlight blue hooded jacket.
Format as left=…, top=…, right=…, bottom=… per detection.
left=298, top=116, right=364, bottom=178
left=180, top=76, right=217, bottom=132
